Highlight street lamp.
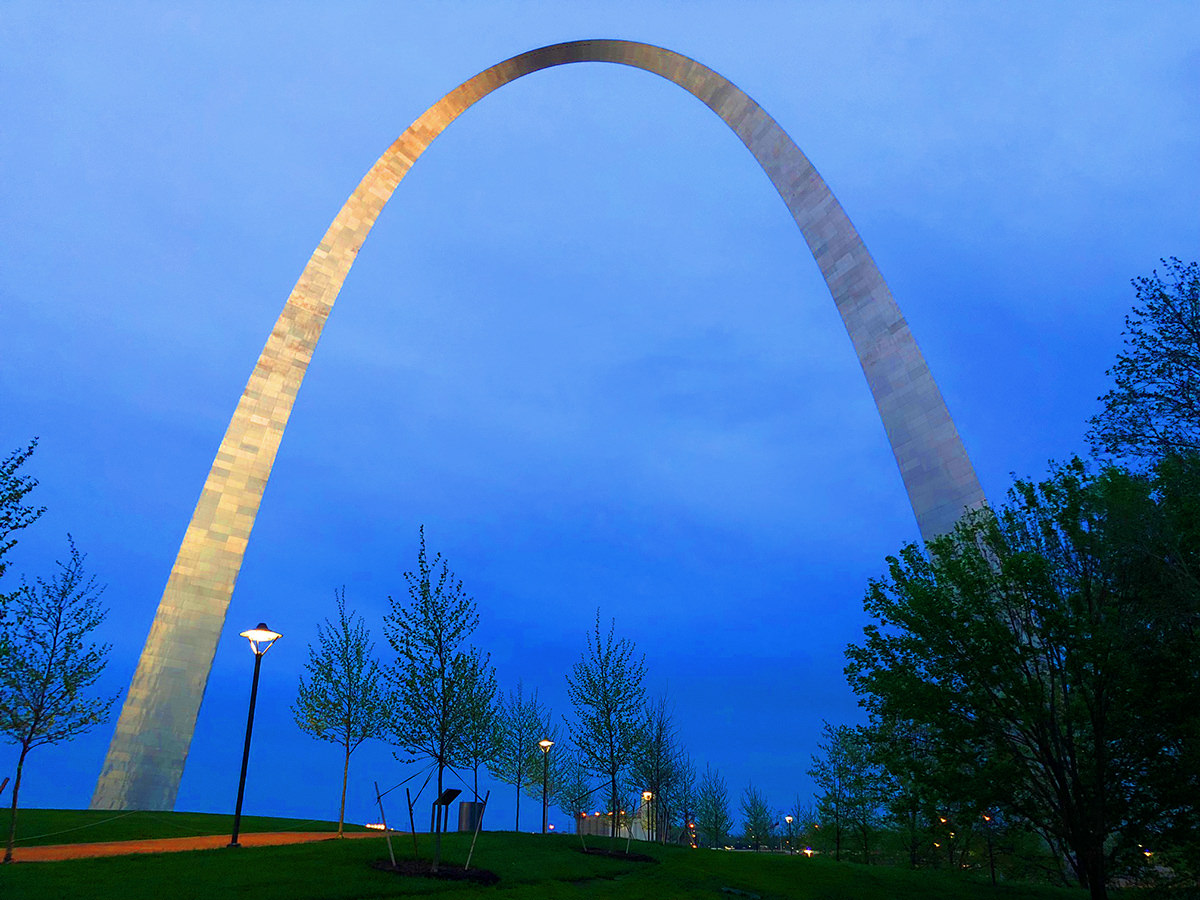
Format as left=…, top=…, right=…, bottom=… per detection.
left=785, top=815, right=794, bottom=853
left=538, top=738, right=554, bottom=834
left=641, top=790, right=653, bottom=841
left=228, top=622, right=281, bottom=848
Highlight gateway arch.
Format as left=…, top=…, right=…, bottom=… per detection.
left=93, top=39, right=986, bottom=811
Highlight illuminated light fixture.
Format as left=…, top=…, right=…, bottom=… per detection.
left=239, top=623, right=281, bottom=655
left=227, top=622, right=282, bottom=847
left=538, top=738, right=554, bottom=834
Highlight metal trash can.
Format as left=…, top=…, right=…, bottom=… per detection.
left=458, top=800, right=484, bottom=833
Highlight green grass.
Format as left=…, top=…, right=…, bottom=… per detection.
left=6, top=808, right=367, bottom=846
left=0, top=825, right=1104, bottom=900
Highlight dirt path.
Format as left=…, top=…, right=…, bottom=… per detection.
left=13, top=830, right=385, bottom=862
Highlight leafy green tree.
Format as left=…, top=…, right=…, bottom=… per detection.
left=0, top=440, right=44, bottom=585
left=383, top=526, right=480, bottom=871
left=674, top=753, right=697, bottom=845
left=739, top=783, right=774, bottom=850
left=457, top=649, right=498, bottom=800
left=842, top=727, right=886, bottom=863
left=292, top=588, right=392, bottom=837
left=522, top=706, right=562, bottom=830
left=632, top=694, right=681, bottom=842
left=554, top=748, right=593, bottom=827
left=695, top=763, right=733, bottom=848
left=1088, top=258, right=1200, bottom=460
left=807, top=721, right=851, bottom=861
left=845, top=457, right=1200, bottom=899
left=565, top=611, right=646, bottom=839
left=1, top=540, right=116, bottom=863
left=489, top=679, right=547, bottom=830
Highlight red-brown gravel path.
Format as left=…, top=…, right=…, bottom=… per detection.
left=12, top=830, right=386, bottom=862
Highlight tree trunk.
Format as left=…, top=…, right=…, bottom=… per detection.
left=1081, top=842, right=1108, bottom=900
left=515, top=775, right=521, bottom=831
left=4, top=745, right=29, bottom=864
left=432, top=764, right=444, bottom=874
left=611, top=777, right=619, bottom=840
left=338, top=746, right=350, bottom=838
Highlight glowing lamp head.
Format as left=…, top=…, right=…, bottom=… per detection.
left=538, top=738, right=554, bottom=752
left=785, top=815, right=793, bottom=825
left=240, top=623, right=281, bottom=655
left=642, top=790, right=653, bottom=802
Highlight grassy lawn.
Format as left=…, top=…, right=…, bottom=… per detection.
left=0, top=825, right=1100, bottom=900
left=6, top=807, right=367, bottom=846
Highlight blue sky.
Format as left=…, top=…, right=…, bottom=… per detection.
left=2, top=1, right=1198, bottom=832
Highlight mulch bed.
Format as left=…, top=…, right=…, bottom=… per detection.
left=577, top=846, right=658, bottom=863
left=370, top=858, right=500, bottom=884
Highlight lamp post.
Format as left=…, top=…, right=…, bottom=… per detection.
left=228, top=623, right=281, bottom=848
left=538, top=738, right=554, bottom=834
left=785, top=815, right=794, bottom=853
left=641, top=790, right=653, bottom=841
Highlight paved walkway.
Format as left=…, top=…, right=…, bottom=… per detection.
left=14, top=830, right=385, bottom=862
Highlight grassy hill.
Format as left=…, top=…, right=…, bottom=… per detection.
left=0, top=813, right=1103, bottom=900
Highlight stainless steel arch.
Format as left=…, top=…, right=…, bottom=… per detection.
left=93, top=39, right=986, bottom=810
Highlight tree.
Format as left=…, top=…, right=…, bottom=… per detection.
left=292, top=588, right=392, bottom=837
left=845, top=457, right=1200, bottom=899
left=841, top=726, right=885, bottom=863
left=740, top=783, right=774, bottom=850
left=632, top=694, right=681, bottom=842
left=522, top=706, right=562, bottom=829
left=555, top=748, right=594, bottom=827
left=383, top=526, right=480, bottom=871
left=489, top=679, right=548, bottom=830
left=788, top=798, right=818, bottom=853
left=0, top=440, right=44, bottom=585
left=807, top=721, right=850, bottom=861
left=1, top=540, right=116, bottom=863
left=695, top=763, right=733, bottom=849
left=1088, top=258, right=1200, bottom=460
left=457, top=649, right=498, bottom=800
left=565, top=611, right=646, bottom=839
left=674, top=753, right=697, bottom=845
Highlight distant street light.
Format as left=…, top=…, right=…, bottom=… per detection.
left=538, top=739, right=554, bottom=834
left=785, top=814, right=794, bottom=853
left=228, top=623, right=281, bottom=848
left=641, top=790, right=653, bottom=840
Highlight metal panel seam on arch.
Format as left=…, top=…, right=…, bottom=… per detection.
left=91, top=39, right=987, bottom=811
